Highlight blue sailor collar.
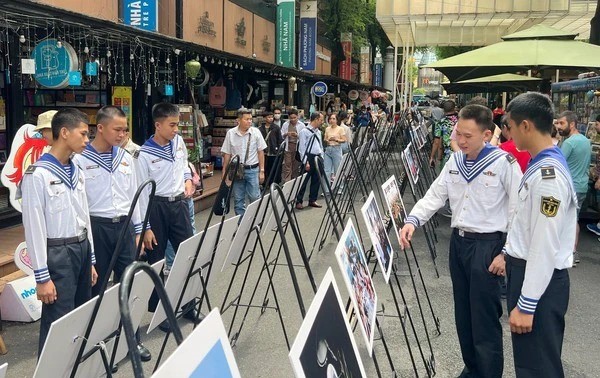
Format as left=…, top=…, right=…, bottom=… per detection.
left=140, top=135, right=175, bottom=162
left=521, top=146, right=573, bottom=191
left=83, top=144, right=125, bottom=172
left=455, top=143, right=504, bottom=183
left=35, top=153, right=79, bottom=190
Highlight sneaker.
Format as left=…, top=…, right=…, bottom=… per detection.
left=586, top=223, right=600, bottom=236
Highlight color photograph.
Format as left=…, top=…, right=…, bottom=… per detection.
left=334, top=219, right=378, bottom=355
left=402, top=143, right=419, bottom=186
left=360, top=192, right=394, bottom=283
left=382, top=175, right=408, bottom=242
left=289, top=268, right=366, bottom=378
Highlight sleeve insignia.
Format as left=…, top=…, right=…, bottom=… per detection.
left=133, top=150, right=140, bottom=159
left=540, top=196, right=560, bottom=217
left=541, top=166, right=555, bottom=179
left=506, top=153, right=517, bottom=164
left=25, top=165, right=37, bottom=174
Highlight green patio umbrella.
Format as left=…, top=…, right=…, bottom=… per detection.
left=442, top=73, right=542, bottom=94
left=427, top=25, right=600, bottom=82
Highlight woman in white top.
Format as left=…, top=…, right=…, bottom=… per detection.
left=323, top=113, right=347, bottom=192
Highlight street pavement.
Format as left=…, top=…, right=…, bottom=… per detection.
left=0, top=193, right=599, bottom=377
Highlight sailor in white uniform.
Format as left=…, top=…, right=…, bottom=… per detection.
left=20, top=109, right=97, bottom=356
left=503, top=92, right=575, bottom=378
left=400, top=104, right=522, bottom=378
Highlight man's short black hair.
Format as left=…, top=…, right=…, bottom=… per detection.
left=152, top=102, right=179, bottom=122
left=442, top=100, right=456, bottom=113
left=263, top=111, right=273, bottom=117
left=338, top=111, right=348, bottom=122
left=558, top=110, right=578, bottom=127
left=310, top=112, right=321, bottom=122
left=467, top=96, right=487, bottom=107
left=237, top=108, right=252, bottom=118
left=288, top=108, right=299, bottom=116
left=505, top=92, right=554, bottom=135
left=458, top=104, right=493, bottom=132
left=273, top=106, right=282, bottom=113
left=96, top=105, right=127, bottom=126
left=51, top=108, right=89, bottom=140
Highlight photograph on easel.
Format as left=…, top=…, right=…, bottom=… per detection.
left=334, top=218, right=378, bottom=355
left=289, top=268, right=367, bottom=378
left=381, top=175, right=408, bottom=240
left=402, top=143, right=419, bottom=189
left=360, top=192, right=394, bottom=283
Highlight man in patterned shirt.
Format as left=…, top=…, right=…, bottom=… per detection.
left=430, top=100, right=458, bottom=169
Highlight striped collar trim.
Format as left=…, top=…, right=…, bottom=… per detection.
left=83, top=145, right=126, bottom=172
left=454, top=148, right=505, bottom=183
left=36, top=153, right=79, bottom=189
left=141, top=136, right=175, bottom=161
left=520, top=157, right=575, bottom=192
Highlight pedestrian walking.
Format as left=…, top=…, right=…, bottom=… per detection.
left=323, top=113, right=346, bottom=193
left=221, top=108, right=267, bottom=217
left=295, top=112, right=325, bottom=210
left=503, top=92, right=576, bottom=378
left=20, top=108, right=98, bottom=356
left=400, top=104, right=522, bottom=378
left=280, top=108, right=305, bottom=182
left=338, top=110, right=353, bottom=155
left=258, top=111, right=283, bottom=187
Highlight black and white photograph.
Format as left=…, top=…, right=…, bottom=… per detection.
left=360, top=191, right=394, bottom=283
left=289, top=268, right=366, bottom=378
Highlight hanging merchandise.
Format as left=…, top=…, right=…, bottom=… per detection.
left=185, top=59, right=201, bottom=79
left=209, top=78, right=226, bottom=108
left=225, top=72, right=242, bottom=110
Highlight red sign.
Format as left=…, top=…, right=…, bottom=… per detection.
left=339, top=32, right=352, bottom=80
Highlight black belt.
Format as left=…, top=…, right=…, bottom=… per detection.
left=453, top=228, right=505, bottom=240
left=505, top=254, right=527, bottom=267
left=155, top=194, right=185, bottom=202
left=90, top=215, right=128, bottom=224
left=47, top=231, right=88, bottom=247
left=244, top=163, right=259, bottom=169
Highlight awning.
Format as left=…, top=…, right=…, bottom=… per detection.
left=442, top=74, right=542, bottom=94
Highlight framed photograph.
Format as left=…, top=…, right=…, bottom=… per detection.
left=289, top=268, right=367, bottom=378
left=154, top=308, right=241, bottom=378
left=360, top=192, right=394, bottom=283
left=381, top=176, right=408, bottom=242
left=402, top=143, right=419, bottom=187
left=334, top=218, right=378, bottom=355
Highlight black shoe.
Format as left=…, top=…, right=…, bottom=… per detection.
left=137, top=343, right=151, bottom=362
left=183, top=307, right=206, bottom=325
left=158, top=320, right=171, bottom=333
left=111, top=364, right=119, bottom=373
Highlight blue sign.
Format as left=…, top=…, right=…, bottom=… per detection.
left=123, top=0, right=158, bottom=32
left=86, top=62, right=98, bottom=76
left=374, top=64, right=383, bottom=87
left=299, top=7, right=317, bottom=71
left=68, top=71, right=82, bottom=86
left=32, top=39, right=78, bottom=89
left=164, top=84, right=174, bottom=96
left=312, top=81, right=328, bottom=97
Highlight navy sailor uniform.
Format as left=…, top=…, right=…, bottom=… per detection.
left=73, top=145, right=142, bottom=296
left=406, top=144, right=523, bottom=378
left=134, top=134, right=193, bottom=310
left=503, top=146, right=575, bottom=378
left=21, top=153, right=95, bottom=355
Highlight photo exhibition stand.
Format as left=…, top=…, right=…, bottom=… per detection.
left=34, top=179, right=157, bottom=378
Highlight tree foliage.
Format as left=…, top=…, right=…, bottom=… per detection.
left=434, top=46, right=481, bottom=60
left=320, top=0, right=391, bottom=58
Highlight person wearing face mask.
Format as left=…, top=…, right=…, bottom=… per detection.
left=273, top=107, right=283, bottom=127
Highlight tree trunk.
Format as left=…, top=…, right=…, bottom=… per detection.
left=590, top=0, right=600, bottom=45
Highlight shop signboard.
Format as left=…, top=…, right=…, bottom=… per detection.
left=312, top=81, right=328, bottom=97
left=299, top=1, right=317, bottom=71
left=32, top=39, right=79, bottom=89
left=373, top=49, right=383, bottom=87
left=122, top=0, right=158, bottom=32
left=112, top=87, right=133, bottom=133
left=360, top=45, right=371, bottom=84
left=339, top=33, right=352, bottom=80
left=276, top=0, right=295, bottom=68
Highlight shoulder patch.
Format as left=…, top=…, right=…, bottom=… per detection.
left=133, top=150, right=140, bottom=159
left=25, top=165, right=37, bottom=174
left=505, top=153, right=517, bottom=164
left=540, top=196, right=560, bottom=217
left=540, top=166, right=556, bottom=179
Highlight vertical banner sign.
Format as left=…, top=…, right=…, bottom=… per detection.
left=339, top=33, right=352, bottom=80
left=277, top=0, right=296, bottom=68
left=359, top=45, right=371, bottom=84
left=123, top=0, right=158, bottom=32
left=299, top=1, right=317, bottom=71
left=373, top=51, right=383, bottom=87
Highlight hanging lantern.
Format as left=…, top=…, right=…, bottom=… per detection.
left=185, top=59, right=201, bottom=79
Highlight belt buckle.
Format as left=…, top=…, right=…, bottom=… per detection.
left=78, top=233, right=86, bottom=242
left=112, top=216, right=121, bottom=223
left=458, top=229, right=465, bottom=237
left=168, top=196, right=176, bottom=202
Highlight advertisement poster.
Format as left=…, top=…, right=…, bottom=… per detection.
left=339, top=33, right=352, bottom=80
left=122, top=0, right=158, bottom=32
left=359, top=45, right=371, bottom=84
left=299, top=1, right=317, bottom=71
left=112, top=86, right=133, bottom=133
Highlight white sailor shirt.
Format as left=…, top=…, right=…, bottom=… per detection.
left=406, top=144, right=522, bottom=234
left=20, top=153, right=96, bottom=284
left=73, top=145, right=143, bottom=234
left=134, top=134, right=191, bottom=229
left=503, top=146, right=576, bottom=314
